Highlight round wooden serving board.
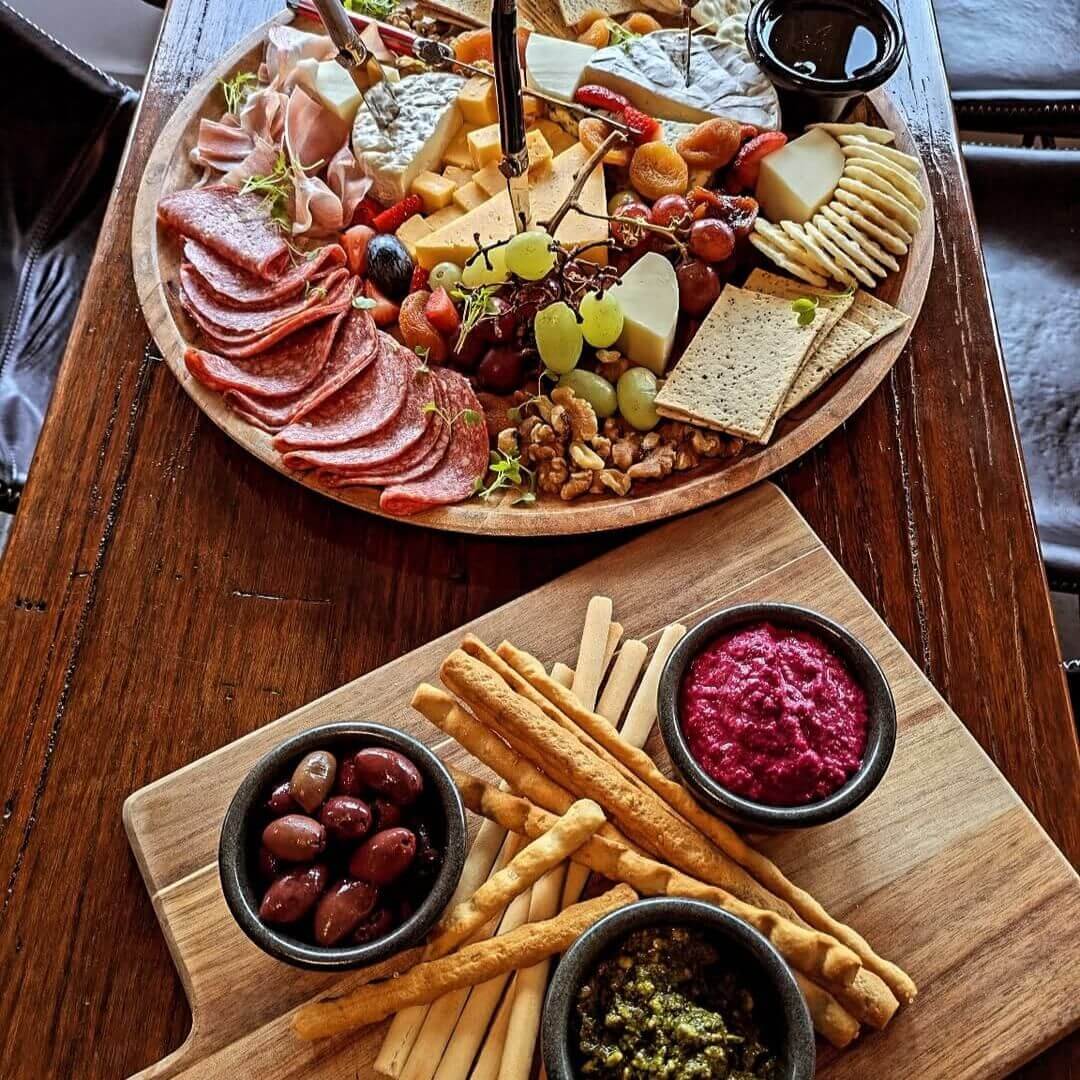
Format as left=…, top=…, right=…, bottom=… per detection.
left=132, top=10, right=934, bottom=536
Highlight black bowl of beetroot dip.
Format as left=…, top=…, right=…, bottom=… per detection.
left=658, top=604, right=896, bottom=830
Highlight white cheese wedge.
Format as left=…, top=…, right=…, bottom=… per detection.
left=755, top=129, right=844, bottom=225
left=352, top=71, right=466, bottom=205
left=608, top=253, right=680, bottom=376
left=525, top=34, right=597, bottom=104
left=291, top=58, right=365, bottom=125
left=581, top=31, right=780, bottom=128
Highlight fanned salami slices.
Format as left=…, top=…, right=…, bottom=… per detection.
left=272, top=333, right=411, bottom=451
left=157, top=184, right=289, bottom=280
left=183, top=240, right=346, bottom=307
left=225, top=307, right=378, bottom=432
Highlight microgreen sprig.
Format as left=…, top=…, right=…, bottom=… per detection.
left=240, top=152, right=296, bottom=230
left=344, top=0, right=397, bottom=16
left=423, top=401, right=482, bottom=430
left=220, top=70, right=256, bottom=116
left=472, top=448, right=536, bottom=505
left=451, top=284, right=501, bottom=351
left=791, top=284, right=856, bottom=325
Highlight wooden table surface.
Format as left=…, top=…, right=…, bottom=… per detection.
left=0, top=0, right=1076, bottom=1077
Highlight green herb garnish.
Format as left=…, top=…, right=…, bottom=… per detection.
left=240, top=152, right=296, bottom=230
left=424, top=402, right=482, bottom=429
left=473, top=448, right=536, bottom=504
left=607, top=20, right=640, bottom=50
left=220, top=70, right=257, bottom=115
left=452, top=284, right=500, bottom=350
left=791, top=296, right=819, bottom=326
left=344, top=0, right=397, bottom=17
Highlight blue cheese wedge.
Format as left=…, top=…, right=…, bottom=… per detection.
left=352, top=72, right=466, bottom=205
left=581, top=31, right=779, bottom=128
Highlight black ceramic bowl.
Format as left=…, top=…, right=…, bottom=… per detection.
left=658, top=603, right=896, bottom=831
left=219, top=721, right=466, bottom=970
left=542, top=897, right=815, bottom=1080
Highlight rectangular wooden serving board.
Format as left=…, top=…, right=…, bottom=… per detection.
left=124, top=483, right=1080, bottom=1080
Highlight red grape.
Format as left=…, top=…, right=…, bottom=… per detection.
left=689, top=218, right=736, bottom=263
left=477, top=347, right=525, bottom=393
left=650, top=194, right=692, bottom=230
left=611, top=202, right=651, bottom=248
left=676, top=260, right=721, bottom=316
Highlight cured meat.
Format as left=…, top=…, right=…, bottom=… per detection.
left=185, top=303, right=348, bottom=400
left=190, top=117, right=253, bottom=173
left=183, top=240, right=345, bottom=307
left=282, top=360, right=445, bottom=475
left=157, top=184, right=289, bottom=280
left=378, top=370, right=489, bottom=515
left=272, top=333, right=411, bottom=450
left=225, top=307, right=378, bottom=431
left=179, top=262, right=350, bottom=333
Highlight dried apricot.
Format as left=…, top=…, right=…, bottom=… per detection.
left=579, top=117, right=633, bottom=168
left=574, top=6, right=608, bottom=30
left=676, top=118, right=742, bottom=170
left=630, top=142, right=689, bottom=200
left=454, top=27, right=529, bottom=67
left=578, top=19, right=611, bottom=47
left=623, top=11, right=661, bottom=33
left=398, top=291, right=449, bottom=364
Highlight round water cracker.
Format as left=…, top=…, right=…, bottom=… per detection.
left=841, top=150, right=926, bottom=209
left=837, top=178, right=919, bottom=237
left=754, top=219, right=831, bottom=276
left=804, top=220, right=876, bottom=287
left=780, top=220, right=854, bottom=286
left=843, top=164, right=921, bottom=218
left=808, top=121, right=894, bottom=145
left=830, top=197, right=909, bottom=254
left=821, top=204, right=899, bottom=271
left=813, top=213, right=886, bottom=279
left=748, top=232, right=828, bottom=287
left=837, top=135, right=920, bottom=174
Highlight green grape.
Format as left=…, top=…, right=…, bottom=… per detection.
left=533, top=301, right=583, bottom=375
left=505, top=229, right=556, bottom=281
left=578, top=290, right=625, bottom=348
left=617, top=366, right=660, bottom=431
left=462, top=245, right=509, bottom=286
left=429, top=261, right=463, bottom=292
left=558, top=370, right=617, bottom=418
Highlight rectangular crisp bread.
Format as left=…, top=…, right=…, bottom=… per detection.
left=557, top=0, right=636, bottom=29
left=418, top=0, right=491, bottom=26
left=744, top=268, right=855, bottom=354
left=655, top=284, right=819, bottom=442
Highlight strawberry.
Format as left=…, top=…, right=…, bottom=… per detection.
left=424, top=287, right=460, bottom=336
left=372, top=194, right=423, bottom=234
left=573, top=83, right=631, bottom=114
left=621, top=105, right=660, bottom=145
left=352, top=197, right=382, bottom=229
left=727, top=131, right=787, bottom=192
left=362, top=280, right=400, bottom=327
left=410, top=264, right=430, bottom=292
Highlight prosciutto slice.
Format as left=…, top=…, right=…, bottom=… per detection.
left=190, top=117, right=253, bottom=173
left=221, top=135, right=281, bottom=189
left=378, top=371, right=489, bottom=515
left=272, top=334, right=411, bottom=450
left=157, top=184, right=289, bottom=280
left=225, top=308, right=378, bottom=432
left=185, top=304, right=348, bottom=400
left=183, top=240, right=345, bottom=307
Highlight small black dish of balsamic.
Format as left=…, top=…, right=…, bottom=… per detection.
left=747, top=0, right=906, bottom=126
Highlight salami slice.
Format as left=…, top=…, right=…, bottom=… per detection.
left=185, top=303, right=348, bottom=400
left=157, top=184, right=289, bottom=280
left=184, top=240, right=346, bottom=307
left=225, top=307, right=378, bottom=431
left=378, top=369, right=489, bottom=515
left=282, top=359, right=445, bottom=475
left=272, top=333, right=411, bottom=451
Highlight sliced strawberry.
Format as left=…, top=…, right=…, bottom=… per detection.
left=621, top=105, right=660, bottom=146
left=573, top=83, right=631, bottom=114
left=372, top=194, right=424, bottom=234
left=727, top=131, right=788, bottom=192
left=342, top=224, right=375, bottom=276
left=424, top=287, right=460, bottom=336
left=352, top=197, right=382, bottom=229
left=363, top=280, right=400, bottom=327
left=410, top=264, right=430, bottom=292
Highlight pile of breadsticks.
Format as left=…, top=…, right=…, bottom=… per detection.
left=293, top=597, right=915, bottom=1070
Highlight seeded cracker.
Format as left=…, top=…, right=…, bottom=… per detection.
left=556, top=0, right=636, bottom=28
left=655, top=284, right=818, bottom=441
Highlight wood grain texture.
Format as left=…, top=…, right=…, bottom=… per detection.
left=131, top=13, right=933, bottom=536
left=122, top=485, right=1080, bottom=1079
left=0, top=0, right=1076, bottom=1076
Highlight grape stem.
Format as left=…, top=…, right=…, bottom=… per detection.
left=571, top=206, right=687, bottom=256
left=542, top=131, right=624, bottom=236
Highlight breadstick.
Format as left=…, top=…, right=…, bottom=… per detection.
left=467, top=982, right=515, bottom=1080
left=549, top=662, right=574, bottom=689
left=550, top=624, right=620, bottom=694
left=596, top=639, right=648, bottom=725
left=621, top=624, right=686, bottom=746
left=570, top=596, right=612, bottom=711
left=602, top=621, right=623, bottom=675
left=795, top=973, right=861, bottom=1049
left=293, top=885, right=639, bottom=1039
left=498, top=642, right=916, bottom=1005
left=427, top=800, right=605, bottom=959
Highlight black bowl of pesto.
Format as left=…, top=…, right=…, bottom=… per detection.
left=542, top=898, right=814, bottom=1080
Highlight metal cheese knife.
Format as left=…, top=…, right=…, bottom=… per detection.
left=310, top=0, right=399, bottom=129
left=491, top=0, right=530, bottom=231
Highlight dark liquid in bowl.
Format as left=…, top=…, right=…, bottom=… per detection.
left=763, top=0, right=887, bottom=81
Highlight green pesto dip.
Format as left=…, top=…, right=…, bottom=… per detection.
left=574, top=926, right=781, bottom=1080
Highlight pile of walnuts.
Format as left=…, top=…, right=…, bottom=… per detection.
left=498, top=386, right=743, bottom=502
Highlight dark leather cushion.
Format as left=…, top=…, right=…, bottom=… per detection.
left=933, top=0, right=1080, bottom=95
left=963, top=144, right=1080, bottom=588
left=0, top=3, right=136, bottom=504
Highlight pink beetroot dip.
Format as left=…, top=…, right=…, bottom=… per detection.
left=679, top=621, right=869, bottom=806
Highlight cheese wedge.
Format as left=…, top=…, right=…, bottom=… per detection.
left=525, top=33, right=596, bottom=103
left=607, top=252, right=679, bottom=375
left=414, top=143, right=608, bottom=270
left=291, top=59, right=364, bottom=125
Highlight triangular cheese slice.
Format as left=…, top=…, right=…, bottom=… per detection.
left=415, top=143, right=608, bottom=269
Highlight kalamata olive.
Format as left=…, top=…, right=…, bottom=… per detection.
left=396, top=896, right=415, bottom=923
left=410, top=822, right=442, bottom=885
left=290, top=751, right=337, bottom=813
left=372, top=797, right=403, bottom=832
left=319, top=795, right=373, bottom=842
left=348, top=827, right=417, bottom=886
left=262, top=814, right=327, bottom=862
left=352, top=748, right=423, bottom=807
left=265, top=781, right=297, bottom=816
left=334, top=756, right=363, bottom=796
left=258, top=863, right=328, bottom=924
left=351, top=906, right=396, bottom=944
left=258, top=845, right=282, bottom=881
left=313, top=880, right=380, bottom=945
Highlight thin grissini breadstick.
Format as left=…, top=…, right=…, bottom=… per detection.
left=602, top=621, right=623, bottom=676
left=293, top=885, right=639, bottom=1039
left=426, top=800, right=605, bottom=960
left=570, top=595, right=612, bottom=711
left=596, top=639, right=648, bottom=725
left=549, top=662, right=574, bottom=689
left=549, top=623, right=620, bottom=694
left=468, top=980, right=515, bottom=1080
left=621, top=623, right=686, bottom=747
left=499, top=642, right=916, bottom=1006
left=795, top=972, right=861, bottom=1049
